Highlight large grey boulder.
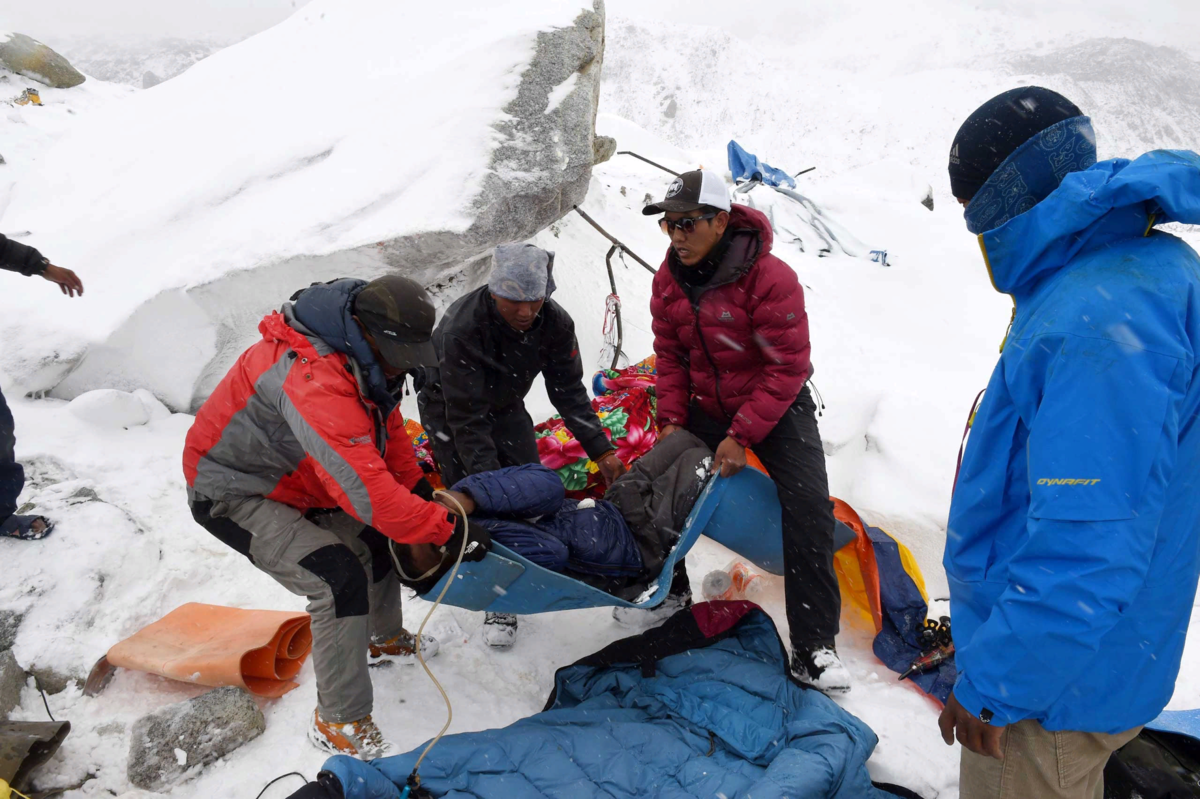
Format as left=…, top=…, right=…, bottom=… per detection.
left=1, top=1, right=609, bottom=412
left=127, top=687, right=265, bottom=791
left=0, top=650, right=25, bottom=719
left=0, top=610, right=22, bottom=651
left=0, top=33, right=86, bottom=89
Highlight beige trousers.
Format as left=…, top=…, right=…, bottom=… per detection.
left=960, top=719, right=1140, bottom=799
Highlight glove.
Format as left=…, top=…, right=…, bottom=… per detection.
left=410, top=476, right=435, bottom=502
left=442, top=514, right=491, bottom=562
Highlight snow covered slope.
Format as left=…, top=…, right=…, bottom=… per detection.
left=54, top=35, right=230, bottom=88
left=0, top=66, right=133, bottom=216
left=0, top=0, right=605, bottom=411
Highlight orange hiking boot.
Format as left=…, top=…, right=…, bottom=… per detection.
left=308, top=709, right=394, bottom=759
left=368, top=629, right=440, bottom=666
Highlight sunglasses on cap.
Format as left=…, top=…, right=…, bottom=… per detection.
left=659, top=212, right=718, bottom=236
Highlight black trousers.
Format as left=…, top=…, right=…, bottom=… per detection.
left=0, top=385, right=24, bottom=522
left=686, top=386, right=840, bottom=650
left=423, top=402, right=540, bottom=490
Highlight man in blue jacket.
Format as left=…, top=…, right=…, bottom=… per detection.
left=942, top=86, right=1200, bottom=798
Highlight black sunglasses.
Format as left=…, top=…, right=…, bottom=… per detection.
left=659, top=212, right=717, bottom=236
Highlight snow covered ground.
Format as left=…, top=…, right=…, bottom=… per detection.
left=2, top=3, right=1200, bottom=799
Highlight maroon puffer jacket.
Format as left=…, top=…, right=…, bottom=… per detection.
left=650, top=203, right=811, bottom=446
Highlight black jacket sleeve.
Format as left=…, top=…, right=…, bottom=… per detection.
left=542, top=309, right=612, bottom=461
left=0, top=234, right=48, bottom=276
left=440, top=332, right=503, bottom=475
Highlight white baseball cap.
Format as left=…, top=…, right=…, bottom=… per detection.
left=642, top=168, right=732, bottom=215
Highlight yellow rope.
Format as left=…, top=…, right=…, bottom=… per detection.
left=1, top=778, right=34, bottom=799
left=409, top=490, right=472, bottom=777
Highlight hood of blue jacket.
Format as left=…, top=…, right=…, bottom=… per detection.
left=290, top=278, right=396, bottom=414
left=981, top=149, right=1200, bottom=299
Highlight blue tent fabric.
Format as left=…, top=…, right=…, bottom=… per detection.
left=322, top=603, right=888, bottom=799
left=728, top=140, right=796, bottom=189
left=867, top=525, right=956, bottom=702
left=1147, top=709, right=1200, bottom=741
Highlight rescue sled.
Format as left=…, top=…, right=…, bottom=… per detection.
left=419, top=466, right=851, bottom=614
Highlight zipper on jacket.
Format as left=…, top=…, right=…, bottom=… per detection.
left=691, top=298, right=734, bottom=422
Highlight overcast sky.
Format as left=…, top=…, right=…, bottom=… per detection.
left=4, top=0, right=1200, bottom=52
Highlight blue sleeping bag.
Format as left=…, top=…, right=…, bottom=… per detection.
left=452, top=465, right=643, bottom=577
left=322, top=602, right=889, bottom=799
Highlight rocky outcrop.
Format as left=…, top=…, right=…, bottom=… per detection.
left=141, top=71, right=162, bottom=89
left=0, top=33, right=86, bottom=88
left=2, top=1, right=609, bottom=412
left=0, top=649, right=25, bottom=719
left=127, top=687, right=265, bottom=790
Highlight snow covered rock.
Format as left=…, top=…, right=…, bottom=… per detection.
left=0, top=33, right=86, bottom=89
left=67, top=390, right=152, bottom=429
left=1, top=0, right=607, bottom=411
left=127, top=687, right=265, bottom=791
left=0, top=649, right=25, bottom=719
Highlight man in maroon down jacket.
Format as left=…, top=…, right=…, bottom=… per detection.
left=623, top=168, right=849, bottom=693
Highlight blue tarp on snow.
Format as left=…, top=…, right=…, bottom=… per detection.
left=728, top=140, right=796, bottom=188
left=323, top=604, right=888, bottom=799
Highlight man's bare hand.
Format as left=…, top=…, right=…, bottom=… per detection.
left=660, top=424, right=682, bottom=438
left=435, top=489, right=476, bottom=516
left=712, top=436, right=747, bottom=477
left=42, top=264, right=83, bottom=298
left=939, top=691, right=1005, bottom=760
left=596, top=452, right=627, bottom=485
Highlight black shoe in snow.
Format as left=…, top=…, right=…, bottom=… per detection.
left=790, top=644, right=852, bottom=694
left=482, top=613, right=518, bottom=649
left=0, top=514, right=53, bottom=540
left=612, top=591, right=692, bottom=628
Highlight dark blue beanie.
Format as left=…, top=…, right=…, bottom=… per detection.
left=949, top=87, right=1085, bottom=201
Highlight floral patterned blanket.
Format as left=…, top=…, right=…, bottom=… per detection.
left=407, top=356, right=661, bottom=499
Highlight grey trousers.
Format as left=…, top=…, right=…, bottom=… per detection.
left=191, top=494, right=404, bottom=722
left=960, top=720, right=1141, bottom=799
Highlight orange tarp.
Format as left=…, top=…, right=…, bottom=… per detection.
left=106, top=603, right=312, bottom=697
left=832, top=498, right=884, bottom=634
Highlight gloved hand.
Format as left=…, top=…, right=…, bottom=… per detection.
left=410, top=476, right=435, bottom=502
left=442, top=514, right=491, bottom=562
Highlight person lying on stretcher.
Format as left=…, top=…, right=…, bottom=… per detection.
left=388, top=430, right=716, bottom=600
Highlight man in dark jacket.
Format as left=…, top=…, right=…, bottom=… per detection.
left=418, top=243, right=626, bottom=648
left=633, top=169, right=849, bottom=694
left=185, top=276, right=491, bottom=759
left=0, top=233, right=83, bottom=540
left=940, top=87, right=1200, bottom=799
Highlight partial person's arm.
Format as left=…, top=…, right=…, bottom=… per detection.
left=278, top=359, right=455, bottom=546
left=440, top=333, right=502, bottom=475
left=650, top=274, right=690, bottom=430
left=952, top=337, right=1187, bottom=727
left=542, top=312, right=612, bottom=462
left=0, top=234, right=83, bottom=296
left=726, top=265, right=810, bottom=446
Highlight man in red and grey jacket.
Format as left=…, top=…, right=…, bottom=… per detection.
left=183, top=276, right=490, bottom=758
left=629, top=169, right=849, bottom=693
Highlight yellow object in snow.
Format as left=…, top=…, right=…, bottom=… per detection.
left=13, top=88, right=42, bottom=106
left=1, top=777, right=34, bottom=799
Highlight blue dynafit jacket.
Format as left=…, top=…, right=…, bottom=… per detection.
left=947, top=150, right=1200, bottom=733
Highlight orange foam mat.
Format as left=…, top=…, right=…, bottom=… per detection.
left=106, top=603, right=312, bottom=697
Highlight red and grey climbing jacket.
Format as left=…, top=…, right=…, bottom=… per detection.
left=183, top=279, right=454, bottom=546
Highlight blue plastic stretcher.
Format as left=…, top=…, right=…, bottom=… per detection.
left=420, top=467, right=789, bottom=614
